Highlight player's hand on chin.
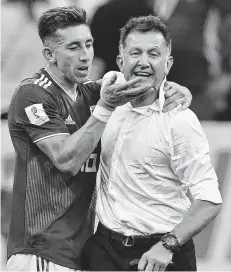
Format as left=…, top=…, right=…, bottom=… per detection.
left=98, top=71, right=153, bottom=111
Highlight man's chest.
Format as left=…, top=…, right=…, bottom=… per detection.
left=101, top=110, right=170, bottom=167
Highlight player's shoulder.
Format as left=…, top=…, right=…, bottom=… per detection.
left=79, top=79, right=101, bottom=99
left=20, top=70, right=53, bottom=91
left=12, top=71, right=54, bottom=102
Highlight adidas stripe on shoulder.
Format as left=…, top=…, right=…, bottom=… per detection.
left=34, top=74, right=52, bottom=89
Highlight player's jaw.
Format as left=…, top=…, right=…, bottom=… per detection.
left=69, top=64, right=91, bottom=83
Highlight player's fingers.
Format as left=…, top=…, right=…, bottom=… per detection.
left=163, top=97, right=185, bottom=112
left=138, top=256, right=147, bottom=271
left=152, top=263, right=160, bottom=271
left=159, top=264, right=167, bottom=272
left=164, top=87, right=178, bottom=99
left=107, top=73, right=118, bottom=86
left=145, top=262, right=155, bottom=271
left=125, top=85, right=153, bottom=98
left=164, top=81, right=173, bottom=92
left=164, top=92, right=182, bottom=107
left=117, top=76, right=142, bottom=90
left=179, top=101, right=191, bottom=111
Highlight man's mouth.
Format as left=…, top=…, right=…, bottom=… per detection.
left=134, top=72, right=152, bottom=78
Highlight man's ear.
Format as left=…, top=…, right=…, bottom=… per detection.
left=116, top=55, right=124, bottom=73
left=42, top=47, right=56, bottom=64
left=164, top=56, right=174, bottom=76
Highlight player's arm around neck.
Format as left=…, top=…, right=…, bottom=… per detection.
left=36, top=74, right=151, bottom=176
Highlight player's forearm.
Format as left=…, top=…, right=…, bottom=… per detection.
left=56, top=116, right=106, bottom=176
left=170, top=199, right=222, bottom=246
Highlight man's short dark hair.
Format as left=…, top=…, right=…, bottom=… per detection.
left=38, top=5, right=87, bottom=47
left=119, top=15, right=172, bottom=55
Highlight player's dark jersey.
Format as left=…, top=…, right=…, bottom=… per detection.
left=7, top=68, right=101, bottom=269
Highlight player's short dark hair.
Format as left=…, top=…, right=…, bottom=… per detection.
left=38, top=5, right=87, bottom=46
left=119, top=15, right=172, bottom=54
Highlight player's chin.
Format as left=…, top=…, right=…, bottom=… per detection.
left=73, top=74, right=88, bottom=84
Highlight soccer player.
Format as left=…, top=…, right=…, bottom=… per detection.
left=7, top=6, right=192, bottom=271
left=82, top=16, right=223, bottom=271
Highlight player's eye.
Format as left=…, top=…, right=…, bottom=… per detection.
left=69, top=47, right=78, bottom=51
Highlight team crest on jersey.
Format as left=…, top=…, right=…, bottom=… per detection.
left=25, top=103, right=50, bottom=126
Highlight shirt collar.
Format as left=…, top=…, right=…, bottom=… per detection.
left=128, top=78, right=166, bottom=116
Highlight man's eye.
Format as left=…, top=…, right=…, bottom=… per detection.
left=149, top=52, right=158, bottom=57
left=86, top=43, right=93, bottom=49
left=131, top=52, right=139, bottom=56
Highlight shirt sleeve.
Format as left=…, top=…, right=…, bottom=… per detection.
left=169, top=110, right=222, bottom=204
left=9, top=83, right=70, bottom=143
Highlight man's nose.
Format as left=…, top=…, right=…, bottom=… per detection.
left=79, top=47, right=90, bottom=62
left=138, top=53, right=150, bottom=67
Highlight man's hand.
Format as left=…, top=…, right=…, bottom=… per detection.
left=138, top=241, right=173, bottom=271
left=98, top=73, right=153, bottom=111
left=163, top=81, right=192, bottom=112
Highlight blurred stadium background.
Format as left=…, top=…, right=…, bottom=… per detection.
left=1, top=0, right=231, bottom=270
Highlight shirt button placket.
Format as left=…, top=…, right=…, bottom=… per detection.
left=109, top=115, right=131, bottom=184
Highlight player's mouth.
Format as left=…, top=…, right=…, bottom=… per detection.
left=77, top=66, right=89, bottom=76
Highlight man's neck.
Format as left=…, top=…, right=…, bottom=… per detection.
left=131, top=79, right=165, bottom=108
left=45, top=66, right=78, bottom=99
left=131, top=90, right=159, bottom=108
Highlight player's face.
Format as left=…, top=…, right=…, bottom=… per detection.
left=117, top=31, right=173, bottom=90
left=54, top=24, right=94, bottom=83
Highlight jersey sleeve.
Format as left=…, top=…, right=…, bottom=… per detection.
left=9, top=83, right=70, bottom=143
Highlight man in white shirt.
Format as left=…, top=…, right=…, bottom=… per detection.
left=82, top=15, right=222, bottom=271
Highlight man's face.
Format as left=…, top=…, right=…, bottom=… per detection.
left=117, top=30, right=173, bottom=90
left=53, top=24, right=94, bottom=83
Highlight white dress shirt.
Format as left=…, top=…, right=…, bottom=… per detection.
left=96, top=79, right=222, bottom=236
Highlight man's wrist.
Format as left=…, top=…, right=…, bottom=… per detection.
left=161, top=233, right=180, bottom=253
left=92, top=104, right=113, bottom=123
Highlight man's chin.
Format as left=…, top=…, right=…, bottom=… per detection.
left=132, top=77, right=154, bottom=88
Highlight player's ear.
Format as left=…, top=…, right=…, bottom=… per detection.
left=164, top=55, right=174, bottom=76
left=42, top=47, right=56, bottom=64
left=116, top=55, right=124, bottom=73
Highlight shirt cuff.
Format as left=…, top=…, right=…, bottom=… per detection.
left=190, top=180, right=223, bottom=204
